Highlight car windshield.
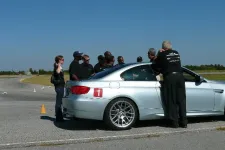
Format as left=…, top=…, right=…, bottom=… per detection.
left=89, top=63, right=135, bottom=79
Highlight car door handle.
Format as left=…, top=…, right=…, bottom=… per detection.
left=213, top=89, right=224, bottom=93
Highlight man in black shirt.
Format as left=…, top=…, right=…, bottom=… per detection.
left=152, top=41, right=187, bottom=128
left=80, top=55, right=94, bottom=79
left=69, top=51, right=83, bottom=81
left=94, top=55, right=105, bottom=73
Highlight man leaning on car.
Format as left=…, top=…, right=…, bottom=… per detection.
left=151, top=41, right=187, bottom=128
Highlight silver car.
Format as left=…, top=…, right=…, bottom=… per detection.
left=62, top=62, right=225, bottom=130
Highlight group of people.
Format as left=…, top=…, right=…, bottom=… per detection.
left=51, top=50, right=126, bottom=122
left=68, top=50, right=125, bottom=81
left=51, top=40, right=187, bottom=129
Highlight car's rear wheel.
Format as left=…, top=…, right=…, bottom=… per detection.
left=104, top=98, right=138, bottom=130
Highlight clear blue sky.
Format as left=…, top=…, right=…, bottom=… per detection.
left=0, top=0, right=225, bottom=71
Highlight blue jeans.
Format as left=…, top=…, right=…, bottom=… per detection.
left=55, top=87, right=64, bottom=115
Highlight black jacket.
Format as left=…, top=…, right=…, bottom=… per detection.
left=53, top=64, right=65, bottom=88
left=94, top=63, right=105, bottom=73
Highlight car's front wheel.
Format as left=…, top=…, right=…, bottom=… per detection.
left=104, top=98, right=138, bottom=130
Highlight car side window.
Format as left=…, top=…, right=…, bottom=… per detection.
left=182, top=70, right=196, bottom=82
left=121, top=65, right=157, bottom=81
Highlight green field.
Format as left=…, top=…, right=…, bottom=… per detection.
left=201, top=74, right=225, bottom=81
left=22, top=75, right=70, bottom=86
left=194, top=70, right=225, bottom=73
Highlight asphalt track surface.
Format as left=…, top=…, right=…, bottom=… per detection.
left=0, top=77, right=225, bottom=149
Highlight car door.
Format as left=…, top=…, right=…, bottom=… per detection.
left=155, top=68, right=215, bottom=113
left=119, top=64, right=163, bottom=119
left=182, top=69, right=215, bottom=112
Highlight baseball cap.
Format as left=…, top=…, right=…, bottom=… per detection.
left=73, top=51, right=83, bottom=57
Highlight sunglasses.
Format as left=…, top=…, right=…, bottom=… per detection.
left=60, top=59, right=64, bottom=61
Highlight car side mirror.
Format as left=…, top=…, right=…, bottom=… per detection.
left=195, top=75, right=204, bottom=83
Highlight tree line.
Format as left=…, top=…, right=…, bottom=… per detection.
left=184, top=64, right=225, bottom=70
left=1, top=64, right=225, bottom=75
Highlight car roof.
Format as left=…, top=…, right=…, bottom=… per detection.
left=89, top=61, right=202, bottom=81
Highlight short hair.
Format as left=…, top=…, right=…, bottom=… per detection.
left=106, top=55, right=114, bottom=63
left=55, top=55, right=63, bottom=63
left=162, top=40, right=172, bottom=49
left=104, top=51, right=111, bottom=57
left=82, top=54, right=89, bottom=60
left=98, top=55, right=104, bottom=61
left=117, top=56, right=123, bottom=60
left=137, top=56, right=142, bottom=62
left=148, top=48, right=156, bottom=55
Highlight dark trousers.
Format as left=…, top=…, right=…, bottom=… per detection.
left=55, top=87, right=64, bottom=119
left=159, top=81, right=167, bottom=118
left=163, top=73, right=187, bottom=125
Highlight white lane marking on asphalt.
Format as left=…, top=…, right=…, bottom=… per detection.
left=0, top=126, right=224, bottom=149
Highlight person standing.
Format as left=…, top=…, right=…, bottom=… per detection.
left=152, top=41, right=187, bottom=128
left=52, top=55, right=65, bottom=122
left=80, top=54, right=94, bottom=79
left=94, top=55, right=105, bottom=73
left=69, top=51, right=83, bottom=81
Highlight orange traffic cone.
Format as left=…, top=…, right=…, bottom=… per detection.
left=40, top=104, right=46, bottom=114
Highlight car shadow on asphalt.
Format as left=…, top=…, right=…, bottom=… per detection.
left=40, top=116, right=107, bottom=130
left=134, top=116, right=225, bottom=128
left=40, top=115, right=224, bottom=131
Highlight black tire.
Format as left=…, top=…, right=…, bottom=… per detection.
left=104, top=98, right=138, bottom=130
